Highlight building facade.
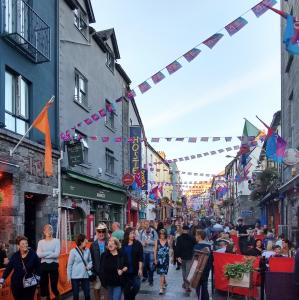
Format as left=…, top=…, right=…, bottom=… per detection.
left=59, top=0, right=131, bottom=240
left=280, top=0, right=299, bottom=245
left=0, top=0, right=59, bottom=250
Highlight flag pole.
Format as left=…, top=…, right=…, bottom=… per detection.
left=9, top=96, right=55, bottom=156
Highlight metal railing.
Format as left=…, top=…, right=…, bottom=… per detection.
left=1, top=0, right=50, bottom=63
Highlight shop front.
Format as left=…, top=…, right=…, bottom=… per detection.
left=127, top=198, right=139, bottom=226
left=62, top=171, right=127, bottom=240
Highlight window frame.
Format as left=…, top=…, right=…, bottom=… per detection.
left=106, top=45, right=115, bottom=73
left=105, top=148, right=115, bottom=176
left=105, top=99, right=115, bottom=130
left=74, top=130, right=89, bottom=165
left=73, top=7, right=89, bottom=39
left=74, top=69, right=88, bottom=109
left=4, top=69, right=29, bottom=135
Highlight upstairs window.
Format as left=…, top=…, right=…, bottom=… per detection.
left=5, top=70, right=29, bottom=135
left=74, top=70, right=88, bottom=108
left=105, top=148, right=115, bottom=175
left=74, top=8, right=88, bottom=38
left=106, top=47, right=115, bottom=72
left=105, top=99, right=115, bottom=130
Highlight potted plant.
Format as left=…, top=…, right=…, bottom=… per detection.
left=224, top=258, right=254, bottom=288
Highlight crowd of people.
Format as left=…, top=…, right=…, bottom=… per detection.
left=0, top=217, right=298, bottom=300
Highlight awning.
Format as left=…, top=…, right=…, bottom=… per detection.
left=62, top=171, right=127, bottom=205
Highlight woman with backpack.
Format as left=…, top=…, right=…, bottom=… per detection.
left=67, top=234, right=92, bottom=300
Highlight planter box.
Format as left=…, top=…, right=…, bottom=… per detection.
left=229, top=272, right=251, bottom=288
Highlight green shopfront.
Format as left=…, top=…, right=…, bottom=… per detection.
left=61, top=171, right=127, bottom=240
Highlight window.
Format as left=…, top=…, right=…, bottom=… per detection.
left=105, top=148, right=115, bottom=175
left=106, top=47, right=115, bottom=72
left=74, top=70, right=88, bottom=108
left=105, top=100, right=115, bottom=129
left=5, top=70, right=29, bottom=135
left=75, top=131, right=89, bottom=164
left=74, top=8, right=88, bottom=38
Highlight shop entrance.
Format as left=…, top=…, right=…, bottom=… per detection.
left=24, top=193, right=45, bottom=250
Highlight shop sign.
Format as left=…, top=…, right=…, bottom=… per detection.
left=141, top=169, right=148, bottom=190
left=129, top=126, right=142, bottom=175
left=241, top=210, right=253, bottom=217
left=122, top=173, right=134, bottom=186
left=67, top=141, right=84, bottom=167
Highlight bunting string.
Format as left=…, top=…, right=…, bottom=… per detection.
left=60, top=0, right=277, bottom=139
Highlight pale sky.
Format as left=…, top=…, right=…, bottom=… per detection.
left=91, top=0, right=281, bottom=182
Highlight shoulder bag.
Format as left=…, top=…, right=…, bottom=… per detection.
left=75, top=247, right=96, bottom=282
left=21, top=254, right=38, bottom=288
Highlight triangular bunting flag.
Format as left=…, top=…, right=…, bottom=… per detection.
left=166, top=61, right=182, bottom=75
left=203, top=33, right=224, bottom=49
left=183, top=48, right=201, bottom=62
left=138, top=81, right=152, bottom=94
left=225, top=17, right=248, bottom=36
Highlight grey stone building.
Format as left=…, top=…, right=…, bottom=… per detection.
left=0, top=0, right=59, bottom=250
left=59, top=0, right=132, bottom=240
left=280, top=0, right=299, bottom=245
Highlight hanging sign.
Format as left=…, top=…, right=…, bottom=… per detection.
left=141, top=169, right=148, bottom=191
left=123, top=173, right=135, bottom=186
left=67, top=141, right=84, bottom=167
left=130, top=126, right=142, bottom=175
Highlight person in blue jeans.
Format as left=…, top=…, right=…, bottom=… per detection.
left=123, top=227, right=144, bottom=300
left=99, top=237, right=128, bottom=300
left=139, top=221, right=158, bottom=286
left=67, top=234, right=93, bottom=300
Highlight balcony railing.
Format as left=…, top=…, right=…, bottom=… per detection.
left=0, top=0, right=50, bottom=63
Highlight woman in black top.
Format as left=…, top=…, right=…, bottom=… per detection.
left=247, top=239, right=264, bottom=256
left=0, top=236, right=40, bottom=300
left=122, top=227, right=144, bottom=300
left=99, top=237, right=128, bottom=300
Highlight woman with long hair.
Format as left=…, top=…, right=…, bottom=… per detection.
left=0, top=236, right=40, bottom=300
left=67, top=234, right=92, bottom=300
left=247, top=239, right=264, bottom=256
left=99, top=237, right=128, bottom=300
left=154, top=229, right=170, bottom=295
left=37, top=224, right=61, bottom=300
left=122, top=227, right=143, bottom=300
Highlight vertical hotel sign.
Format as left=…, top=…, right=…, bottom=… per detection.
left=130, top=126, right=142, bottom=175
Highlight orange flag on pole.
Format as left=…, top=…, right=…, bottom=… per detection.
left=33, top=99, right=54, bottom=176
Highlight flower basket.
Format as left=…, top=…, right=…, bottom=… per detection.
left=229, top=272, right=251, bottom=288
left=224, top=258, right=254, bottom=288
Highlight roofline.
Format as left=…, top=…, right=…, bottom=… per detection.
left=115, top=63, right=131, bottom=85
left=147, top=143, right=169, bottom=167
left=64, top=0, right=96, bottom=23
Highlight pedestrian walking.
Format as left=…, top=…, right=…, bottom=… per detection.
left=37, top=224, right=61, bottom=300
left=194, top=230, right=212, bottom=300
left=122, top=227, right=143, bottom=300
left=0, top=236, right=40, bottom=300
left=99, top=237, right=128, bottom=300
left=111, top=222, right=125, bottom=242
left=236, top=218, right=248, bottom=255
left=154, top=228, right=169, bottom=295
left=173, top=223, right=182, bottom=270
left=90, top=223, right=109, bottom=300
left=140, top=220, right=158, bottom=286
left=67, top=234, right=92, bottom=300
left=176, top=225, right=196, bottom=295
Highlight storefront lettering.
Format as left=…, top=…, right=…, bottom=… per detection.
left=131, top=139, right=140, bottom=174
left=96, top=191, right=106, bottom=199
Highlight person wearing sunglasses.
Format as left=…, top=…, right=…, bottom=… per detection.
left=90, top=223, right=109, bottom=300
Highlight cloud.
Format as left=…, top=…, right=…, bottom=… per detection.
left=145, top=58, right=279, bottom=130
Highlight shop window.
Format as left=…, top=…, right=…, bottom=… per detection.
left=74, top=7, right=88, bottom=38
left=105, top=148, right=115, bottom=175
left=5, top=69, right=29, bottom=135
left=69, top=207, right=85, bottom=240
left=74, top=69, right=88, bottom=108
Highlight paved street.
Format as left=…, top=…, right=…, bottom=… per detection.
left=63, top=265, right=238, bottom=300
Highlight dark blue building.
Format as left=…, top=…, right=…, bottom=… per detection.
left=0, top=0, right=59, bottom=249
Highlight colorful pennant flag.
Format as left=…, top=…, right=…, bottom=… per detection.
left=151, top=71, right=166, bottom=84
left=183, top=48, right=201, bottom=62
left=166, top=61, right=182, bottom=75
left=99, top=109, right=106, bottom=117
left=84, top=118, right=93, bottom=125
left=188, top=137, right=197, bottom=143
left=201, top=137, right=209, bottom=142
left=102, top=137, right=109, bottom=143
left=126, top=90, right=136, bottom=100
left=251, top=0, right=277, bottom=18
left=225, top=137, right=232, bottom=142
left=165, top=138, right=172, bottom=142
left=225, top=17, right=248, bottom=36
left=138, top=81, right=152, bottom=94
left=91, top=113, right=100, bottom=121
left=176, top=138, right=185, bottom=142
left=115, top=96, right=124, bottom=103
left=151, top=138, right=160, bottom=143
left=212, top=137, right=221, bottom=141
left=115, top=137, right=122, bottom=143
left=203, top=33, right=224, bottom=49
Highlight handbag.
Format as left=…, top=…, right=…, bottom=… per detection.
left=21, top=255, right=38, bottom=288
left=75, top=247, right=96, bottom=282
